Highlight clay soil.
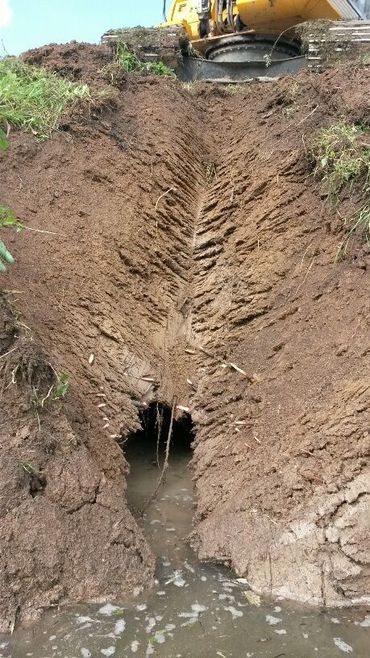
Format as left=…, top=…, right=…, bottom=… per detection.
left=0, top=43, right=369, bottom=630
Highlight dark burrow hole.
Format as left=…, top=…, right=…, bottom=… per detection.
left=21, top=465, right=46, bottom=498
left=124, top=401, right=195, bottom=464
left=122, top=402, right=195, bottom=515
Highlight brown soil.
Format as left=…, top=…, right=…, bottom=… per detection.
left=22, top=42, right=112, bottom=86
left=0, top=42, right=369, bottom=629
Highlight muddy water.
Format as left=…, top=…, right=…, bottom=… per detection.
left=2, top=440, right=369, bottom=658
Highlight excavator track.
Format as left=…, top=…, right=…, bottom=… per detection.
left=305, top=20, right=370, bottom=68
left=101, top=26, right=186, bottom=71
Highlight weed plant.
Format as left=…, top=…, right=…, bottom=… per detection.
left=0, top=59, right=90, bottom=138
left=116, top=44, right=174, bottom=76
left=312, top=122, right=370, bottom=201
left=312, top=122, right=370, bottom=255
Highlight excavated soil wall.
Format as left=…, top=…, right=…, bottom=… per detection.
left=0, top=44, right=369, bottom=628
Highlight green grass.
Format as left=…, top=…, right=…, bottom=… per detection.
left=0, top=206, right=23, bottom=272
left=337, top=205, right=370, bottom=260
left=19, top=461, right=39, bottom=476
left=53, top=371, right=70, bottom=400
left=0, top=205, right=24, bottom=232
left=0, top=58, right=91, bottom=139
left=224, top=84, right=242, bottom=95
left=312, top=122, right=370, bottom=202
left=312, top=122, right=370, bottom=257
left=0, top=126, right=8, bottom=150
left=116, top=44, right=174, bottom=76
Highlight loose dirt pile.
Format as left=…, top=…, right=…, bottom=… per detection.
left=0, top=43, right=369, bottom=629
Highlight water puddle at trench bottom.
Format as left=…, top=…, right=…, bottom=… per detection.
left=2, top=404, right=369, bottom=658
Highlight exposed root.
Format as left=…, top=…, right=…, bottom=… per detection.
left=141, top=396, right=177, bottom=514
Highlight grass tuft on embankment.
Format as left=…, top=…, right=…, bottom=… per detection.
left=116, top=44, right=175, bottom=76
left=312, top=122, right=370, bottom=201
left=0, top=58, right=91, bottom=139
left=312, top=122, right=370, bottom=257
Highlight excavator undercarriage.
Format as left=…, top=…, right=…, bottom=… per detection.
left=102, top=1, right=370, bottom=82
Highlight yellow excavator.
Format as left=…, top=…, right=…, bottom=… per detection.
left=102, top=1, right=370, bottom=80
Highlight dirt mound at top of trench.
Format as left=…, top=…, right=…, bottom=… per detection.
left=0, top=49, right=370, bottom=628
left=22, top=42, right=113, bottom=87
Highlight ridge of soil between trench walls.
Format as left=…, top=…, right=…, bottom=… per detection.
left=0, top=44, right=370, bottom=623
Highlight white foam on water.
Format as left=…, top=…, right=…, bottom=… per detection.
left=81, top=649, right=92, bottom=658
left=165, top=570, right=186, bottom=587
left=225, top=606, right=243, bottom=619
left=165, top=624, right=176, bottom=631
left=275, top=629, right=287, bottom=635
left=136, top=603, right=147, bottom=611
left=101, top=648, right=116, bottom=657
left=333, top=638, right=353, bottom=654
left=180, top=617, right=198, bottom=627
left=131, top=640, right=140, bottom=653
left=178, top=612, right=197, bottom=618
left=359, top=615, right=370, bottom=627
left=145, top=617, right=156, bottom=633
left=98, top=604, right=120, bottom=617
left=154, top=632, right=166, bottom=644
left=222, top=581, right=239, bottom=589
left=78, top=623, right=93, bottom=631
left=76, top=615, right=96, bottom=625
left=184, top=562, right=195, bottom=573
left=331, top=617, right=340, bottom=624
left=114, top=619, right=126, bottom=635
left=266, top=614, right=282, bottom=625
left=191, top=603, right=207, bottom=613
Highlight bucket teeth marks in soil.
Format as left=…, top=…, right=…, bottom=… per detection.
left=187, top=68, right=370, bottom=607
left=1, top=44, right=370, bottom=627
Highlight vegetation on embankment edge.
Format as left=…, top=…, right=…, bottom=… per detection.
left=311, top=121, right=370, bottom=257
left=0, top=58, right=92, bottom=139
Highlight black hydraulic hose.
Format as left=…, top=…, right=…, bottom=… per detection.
left=163, top=0, right=167, bottom=21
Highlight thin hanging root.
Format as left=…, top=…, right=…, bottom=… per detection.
left=141, top=396, right=177, bottom=515
left=155, top=402, right=164, bottom=468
